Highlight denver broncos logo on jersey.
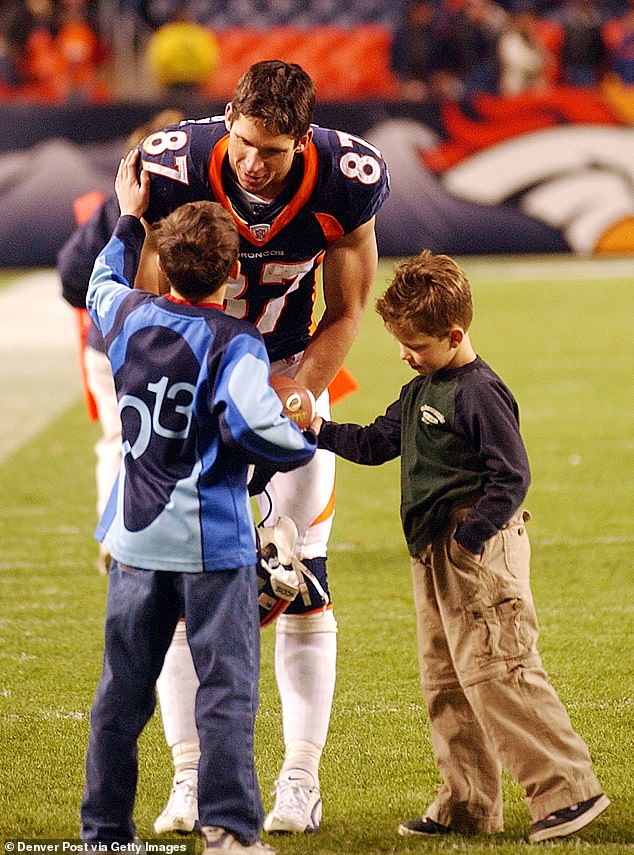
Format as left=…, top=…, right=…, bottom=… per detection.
left=250, top=223, right=271, bottom=241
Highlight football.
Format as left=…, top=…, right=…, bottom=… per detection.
left=270, top=374, right=316, bottom=431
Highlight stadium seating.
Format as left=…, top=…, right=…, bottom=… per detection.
left=203, top=25, right=399, bottom=100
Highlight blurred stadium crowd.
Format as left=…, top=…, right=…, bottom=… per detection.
left=1, top=0, right=634, bottom=103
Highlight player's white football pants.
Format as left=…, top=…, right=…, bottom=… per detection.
left=157, top=383, right=338, bottom=774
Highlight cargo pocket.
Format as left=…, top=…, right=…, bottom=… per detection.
left=501, top=509, right=531, bottom=580
left=449, top=535, right=490, bottom=606
left=466, top=596, right=532, bottom=664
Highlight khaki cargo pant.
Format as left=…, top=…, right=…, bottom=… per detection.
left=410, top=507, right=603, bottom=833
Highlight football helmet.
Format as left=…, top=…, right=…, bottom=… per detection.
left=257, top=517, right=329, bottom=627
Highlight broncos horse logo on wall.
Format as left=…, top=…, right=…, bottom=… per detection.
left=3, top=82, right=634, bottom=266
left=371, top=78, right=634, bottom=258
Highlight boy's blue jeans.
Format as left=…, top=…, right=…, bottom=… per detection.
left=81, top=561, right=263, bottom=845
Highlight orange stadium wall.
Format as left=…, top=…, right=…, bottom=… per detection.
left=202, top=26, right=400, bottom=101
left=2, top=81, right=634, bottom=266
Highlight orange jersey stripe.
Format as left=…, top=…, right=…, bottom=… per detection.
left=314, top=211, right=344, bottom=242
left=310, top=479, right=336, bottom=528
left=73, top=190, right=105, bottom=226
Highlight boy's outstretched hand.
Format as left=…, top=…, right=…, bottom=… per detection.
left=115, top=149, right=150, bottom=219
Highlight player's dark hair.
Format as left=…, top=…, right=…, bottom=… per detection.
left=376, top=249, right=473, bottom=337
left=153, top=201, right=239, bottom=303
left=230, top=60, right=316, bottom=140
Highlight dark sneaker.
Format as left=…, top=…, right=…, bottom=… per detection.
left=398, top=816, right=453, bottom=836
left=528, top=793, right=610, bottom=843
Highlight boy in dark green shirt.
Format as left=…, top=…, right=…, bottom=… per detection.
left=313, top=250, right=608, bottom=844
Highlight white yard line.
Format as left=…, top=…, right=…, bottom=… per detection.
left=0, top=271, right=80, bottom=464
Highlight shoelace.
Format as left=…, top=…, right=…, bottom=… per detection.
left=273, top=777, right=316, bottom=821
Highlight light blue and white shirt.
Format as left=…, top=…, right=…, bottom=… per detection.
left=87, top=215, right=316, bottom=573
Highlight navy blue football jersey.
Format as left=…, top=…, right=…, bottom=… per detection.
left=139, top=119, right=390, bottom=362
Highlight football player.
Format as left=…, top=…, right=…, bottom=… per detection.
left=139, top=60, right=390, bottom=836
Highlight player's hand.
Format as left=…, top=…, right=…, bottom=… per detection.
left=115, top=149, right=150, bottom=219
left=310, top=415, right=323, bottom=434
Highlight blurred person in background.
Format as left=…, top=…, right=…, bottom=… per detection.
left=442, top=0, right=508, bottom=96
left=603, top=4, right=634, bottom=83
left=0, top=0, right=21, bottom=89
left=55, top=0, right=111, bottom=101
left=391, top=0, right=444, bottom=100
left=4, top=0, right=60, bottom=97
left=2, top=0, right=109, bottom=100
left=559, top=0, right=606, bottom=86
left=145, top=1, right=219, bottom=94
left=497, top=9, right=550, bottom=95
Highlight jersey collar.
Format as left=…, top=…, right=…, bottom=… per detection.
left=208, top=135, right=319, bottom=246
left=165, top=294, right=224, bottom=309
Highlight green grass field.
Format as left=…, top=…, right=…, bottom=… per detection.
left=1, top=258, right=633, bottom=853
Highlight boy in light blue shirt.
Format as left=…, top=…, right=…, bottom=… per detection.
left=80, top=151, right=315, bottom=854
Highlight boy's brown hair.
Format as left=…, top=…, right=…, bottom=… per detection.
left=376, top=249, right=473, bottom=337
left=153, top=201, right=239, bottom=303
left=230, top=60, right=316, bottom=141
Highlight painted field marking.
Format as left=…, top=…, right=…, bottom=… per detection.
left=0, top=271, right=79, bottom=463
